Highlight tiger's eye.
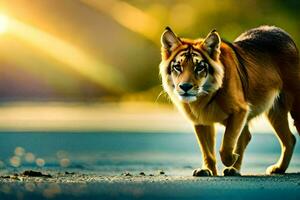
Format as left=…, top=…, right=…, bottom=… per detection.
left=173, top=64, right=182, bottom=73
left=195, top=61, right=208, bottom=74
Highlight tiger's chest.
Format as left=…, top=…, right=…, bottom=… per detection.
left=178, top=100, right=228, bottom=125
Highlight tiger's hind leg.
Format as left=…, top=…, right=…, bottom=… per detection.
left=266, top=99, right=296, bottom=174
left=291, top=94, right=300, bottom=135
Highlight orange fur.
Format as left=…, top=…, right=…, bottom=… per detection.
left=160, top=26, right=300, bottom=176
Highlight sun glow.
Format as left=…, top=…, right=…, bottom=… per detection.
left=5, top=16, right=127, bottom=93
left=0, top=14, right=8, bottom=34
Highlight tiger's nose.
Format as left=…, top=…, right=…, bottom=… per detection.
left=179, top=83, right=193, bottom=92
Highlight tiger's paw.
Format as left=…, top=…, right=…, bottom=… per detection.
left=223, top=167, right=241, bottom=176
left=193, top=168, right=213, bottom=177
left=266, top=164, right=286, bottom=175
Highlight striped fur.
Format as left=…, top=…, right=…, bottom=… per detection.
left=159, top=26, right=300, bottom=176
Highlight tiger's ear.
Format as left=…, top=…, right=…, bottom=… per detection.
left=203, top=30, right=221, bottom=60
left=161, top=27, right=181, bottom=52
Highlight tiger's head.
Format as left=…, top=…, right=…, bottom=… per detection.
left=159, top=27, right=224, bottom=103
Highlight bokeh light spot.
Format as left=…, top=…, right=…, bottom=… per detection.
left=15, top=146, right=25, bottom=157
left=10, top=156, right=21, bottom=167
left=60, top=158, right=70, bottom=168
left=25, top=152, right=36, bottom=163
left=36, top=158, right=45, bottom=167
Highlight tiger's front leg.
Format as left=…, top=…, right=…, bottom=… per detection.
left=193, top=124, right=217, bottom=176
left=220, top=108, right=249, bottom=169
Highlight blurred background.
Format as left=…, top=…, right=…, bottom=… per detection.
left=0, top=0, right=299, bottom=175
left=0, top=0, right=299, bottom=132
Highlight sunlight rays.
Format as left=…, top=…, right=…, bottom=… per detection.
left=79, top=0, right=161, bottom=43
left=2, top=15, right=127, bottom=93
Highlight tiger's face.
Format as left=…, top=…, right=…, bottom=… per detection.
left=169, top=48, right=212, bottom=102
left=160, top=27, right=224, bottom=103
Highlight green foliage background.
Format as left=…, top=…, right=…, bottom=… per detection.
left=0, top=0, right=299, bottom=101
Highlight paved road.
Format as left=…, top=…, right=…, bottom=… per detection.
left=1, top=172, right=300, bottom=200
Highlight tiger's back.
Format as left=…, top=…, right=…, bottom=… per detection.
left=231, top=26, right=300, bottom=119
left=234, top=26, right=300, bottom=91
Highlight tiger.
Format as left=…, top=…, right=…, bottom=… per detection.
left=159, top=26, right=300, bottom=176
